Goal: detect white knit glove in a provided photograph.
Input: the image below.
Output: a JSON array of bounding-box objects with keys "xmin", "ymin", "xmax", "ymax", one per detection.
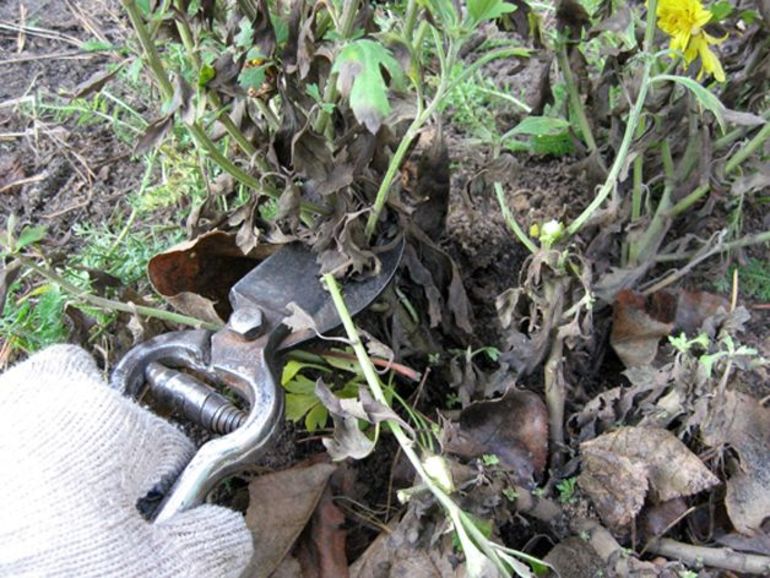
[{"xmin": 0, "ymin": 345, "xmax": 253, "ymax": 577}]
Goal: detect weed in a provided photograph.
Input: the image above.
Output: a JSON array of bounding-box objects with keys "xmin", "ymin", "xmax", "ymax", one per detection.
[
  {"xmin": 556, "ymin": 477, "xmax": 578, "ymax": 504},
  {"xmin": 714, "ymin": 258, "xmax": 770, "ymax": 301}
]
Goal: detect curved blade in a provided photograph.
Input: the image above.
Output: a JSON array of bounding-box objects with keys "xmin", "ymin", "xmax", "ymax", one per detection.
[{"xmin": 229, "ymin": 237, "xmax": 404, "ymax": 348}]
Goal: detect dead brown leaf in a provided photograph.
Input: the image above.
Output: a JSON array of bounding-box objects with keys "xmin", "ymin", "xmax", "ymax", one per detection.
[
  {"xmin": 579, "ymin": 427, "xmax": 719, "ymax": 530},
  {"xmin": 148, "ymin": 231, "xmax": 273, "ymax": 321},
  {"xmin": 296, "ymin": 486, "xmax": 348, "ymax": 578},
  {"xmin": 444, "ymin": 390, "xmax": 549, "ymax": 485},
  {"xmin": 245, "ymin": 462, "xmax": 337, "ymax": 578},
  {"xmin": 703, "ymin": 391, "xmax": 770, "ymax": 535},
  {"xmin": 611, "ymin": 289, "xmax": 673, "ymax": 368}
]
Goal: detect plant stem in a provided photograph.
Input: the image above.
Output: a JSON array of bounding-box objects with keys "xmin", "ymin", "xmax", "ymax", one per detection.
[
  {"xmin": 323, "ymin": 274, "xmax": 522, "ymax": 576},
  {"xmin": 494, "ymin": 182, "xmax": 537, "ymax": 253},
  {"xmin": 724, "ymin": 119, "xmax": 770, "ymax": 175},
  {"xmin": 556, "ymin": 44, "xmax": 598, "ymax": 154},
  {"xmin": 315, "ymin": 0, "xmax": 360, "ymax": 135},
  {"xmin": 122, "ymin": 0, "xmax": 326, "ymax": 216},
  {"xmin": 16, "ymin": 255, "xmax": 222, "ymax": 331},
  {"xmin": 567, "ymin": 0, "xmax": 658, "ymax": 237},
  {"xmin": 364, "ymin": 44, "xmax": 527, "ymax": 239}
]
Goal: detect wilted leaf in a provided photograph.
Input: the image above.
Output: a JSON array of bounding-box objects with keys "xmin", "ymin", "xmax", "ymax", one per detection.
[
  {"xmin": 611, "ymin": 289, "xmax": 674, "ymax": 368},
  {"xmin": 245, "ymin": 462, "xmax": 337, "ymax": 578},
  {"xmin": 703, "ymin": 391, "xmax": 770, "ymax": 534},
  {"xmin": 66, "ymin": 64, "xmax": 123, "ymax": 99},
  {"xmin": 544, "ymin": 537, "xmax": 605, "ymax": 578},
  {"xmin": 332, "ymin": 39, "xmax": 404, "ymax": 133},
  {"xmin": 652, "ymin": 74, "xmax": 727, "ymax": 132},
  {"xmin": 579, "ymin": 427, "xmax": 719, "ymax": 530},
  {"xmin": 148, "ymin": 231, "xmax": 269, "ymax": 320},
  {"xmin": 323, "ymin": 414, "xmax": 375, "ymax": 460},
  {"xmin": 444, "ymin": 390, "xmax": 549, "ymax": 485},
  {"xmin": 133, "ymin": 116, "xmax": 174, "ymax": 155},
  {"xmin": 578, "ymin": 447, "xmax": 649, "ymax": 530}
]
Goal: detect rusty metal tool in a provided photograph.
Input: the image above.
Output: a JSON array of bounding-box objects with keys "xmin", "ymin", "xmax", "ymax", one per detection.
[{"xmin": 111, "ymin": 238, "xmax": 403, "ymax": 522}]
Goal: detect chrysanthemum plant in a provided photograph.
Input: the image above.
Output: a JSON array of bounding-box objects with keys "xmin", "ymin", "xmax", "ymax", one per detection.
[{"xmin": 493, "ymin": 0, "xmax": 770, "ymax": 466}]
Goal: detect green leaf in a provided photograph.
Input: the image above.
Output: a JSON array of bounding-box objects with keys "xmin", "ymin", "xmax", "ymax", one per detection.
[
  {"xmin": 198, "ymin": 63, "xmax": 215, "ymax": 88},
  {"xmin": 239, "ymin": 66, "xmax": 266, "ymax": 90},
  {"xmin": 305, "ymin": 403, "xmax": 329, "ymax": 432},
  {"xmin": 467, "ymin": 0, "xmax": 517, "ymax": 24},
  {"xmin": 235, "ymin": 18, "xmax": 254, "ymax": 49},
  {"xmin": 710, "ymin": 1, "xmax": 733, "ymax": 21},
  {"xmin": 332, "ymin": 39, "xmax": 404, "ymax": 133},
  {"xmin": 283, "ymin": 374, "xmax": 317, "ymax": 395},
  {"xmin": 17, "ymin": 226, "xmax": 47, "ymax": 250},
  {"xmin": 424, "ymin": 0, "xmax": 460, "ymax": 29},
  {"xmin": 508, "ymin": 116, "xmax": 571, "ymax": 137},
  {"xmin": 285, "ymin": 393, "xmax": 320, "ymax": 422},
  {"xmin": 80, "ymin": 40, "xmax": 115, "ymax": 53},
  {"xmin": 651, "ymin": 74, "xmax": 726, "ymax": 131}
]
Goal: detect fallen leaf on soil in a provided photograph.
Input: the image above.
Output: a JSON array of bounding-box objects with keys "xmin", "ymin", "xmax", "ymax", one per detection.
[
  {"xmin": 295, "ymin": 486, "xmax": 348, "ymax": 578},
  {"xmin": 639, "ymin": 498, "xmax": 689, "ymax": 543},
  {"xmin": 611, "ymin": 290, "xmax": 674, "ymax": 368},
  {"xmin": 443, "ymin": 390, "xmax": 548, "ymax": 485},
  {"xmin": 544, "ymin": 536, "xmax": 605, "ymax": 578},
  {"xmin": 702, "ymin": 391, "xmax": 770, "ymax": 535},
  {"xmin": 245, "ymin": 462, "xmax": 337, "ymax": 578},
  {"xmin": 65, "ymin": 64, "xmax": 123, "ymax": 99},
  {"xmin": 579, "ymin": 427, "xmax": 719, "ymax": 531},
  {"xmin": 148, "ymin": 231, "xmax": 273, "ymax": 321}
]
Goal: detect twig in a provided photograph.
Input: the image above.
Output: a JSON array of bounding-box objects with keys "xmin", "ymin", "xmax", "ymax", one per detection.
[
  {"xmin": 14, "ymin": 255, "xmax": 222, "ymax": 331},
  {"xmin": 646, "ymin": 538, "xmax": 770, "ymax": 575}
]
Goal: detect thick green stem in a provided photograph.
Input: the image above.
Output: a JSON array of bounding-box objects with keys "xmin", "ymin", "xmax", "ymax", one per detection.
[
  {"xmin": 724, "ymin": 120, "xmax": 770, "ymax": 175},
  {"xmin": 17, "ymin": 255, "xmax": 222, "ymax": 331},
  {"xmin": 567, "ymin": 0, "xmax": 658, "ymax": 237}
]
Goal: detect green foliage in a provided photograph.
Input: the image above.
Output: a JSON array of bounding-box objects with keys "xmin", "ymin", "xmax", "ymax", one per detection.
[
  {"xmin": 556, "ymin": 477, "xmax": 578, "ymax": 504},
  {"xmin": 714, "ymin": 258, "xmax": 770, "ymax": 301},
  {"xmin": 467, "ymin": 0, "xmax": 516, "ymax": 25},
  {"xmin": 332, "ymin": 39, "xmax": 404, "ymax": 133},
  {"xmin": 0, "ymin": 283, "xmax": 69, "ymax": 353}
]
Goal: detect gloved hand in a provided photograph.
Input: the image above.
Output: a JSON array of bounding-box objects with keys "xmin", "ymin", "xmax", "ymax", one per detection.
[{"xmin": 0, "ymin": 345, "xmax": 253, "ymax": 577}]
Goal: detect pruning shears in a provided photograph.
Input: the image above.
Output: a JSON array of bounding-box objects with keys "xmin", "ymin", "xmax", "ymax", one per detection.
[{"xmin": 111, "ymin": 237, "xmax": 403, "ymax": 522}]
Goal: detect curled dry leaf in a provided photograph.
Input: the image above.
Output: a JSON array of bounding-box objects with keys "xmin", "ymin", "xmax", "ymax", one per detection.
[
  {"xmin": 315, "ymin": 380, "xmax": 414, "ymax": 461},
  {"xmin": 148, "ymin": 231, "xmax": 273, "ymax": 321},
  {"xmin": 245, "ymin": 462, "xmax": 337, "ymax": 578},
  {"xmin": 703, "ymin": 391, "xmax": 770, "ymax": 535},
  {"xmin": 579, "ymin": 427, "xmax": 719, "ymax": 531},
  {"xmin": 611, "ymin": 289, "xmax": 673, "ymax": 368},
  {"xmin": 443, "ymin": 390, "xmax": 548, "ymax": 485}
]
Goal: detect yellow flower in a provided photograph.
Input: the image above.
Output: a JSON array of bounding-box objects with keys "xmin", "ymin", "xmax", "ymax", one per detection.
[{"xmin": 655, "ymin": 0, "xmax": 726, "ymax": 82}]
